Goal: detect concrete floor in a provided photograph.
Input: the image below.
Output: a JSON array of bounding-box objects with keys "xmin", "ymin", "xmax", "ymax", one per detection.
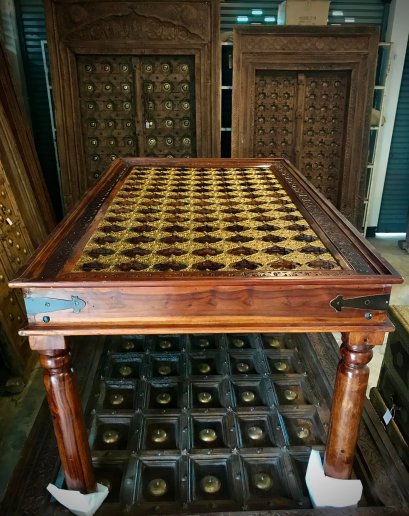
[
  {"xmin": 367, "ymin": 233, "xmax": 409, "ymax": 391},
  {"xmin": 0, "ymin": 234, "xmax": 407, "ymax": 501}
]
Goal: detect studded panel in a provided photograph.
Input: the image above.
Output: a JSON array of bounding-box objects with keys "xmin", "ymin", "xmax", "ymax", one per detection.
[
  {"xmin": 137, "ymin": 56, "xmax": 196, "ymax": 158},
  {"xmin": 77, "ymin": 55, "xmax": 198, "ymax": 188},
  {"xmin": 254, "ymin": 72, "xmax": 297, "ymax": 162},
  {"xmin": 0, "ymin": 164, "xmax": 34, "ymax": 374},
  {"xmin": 252, "ymin": 71, "xmax": 348, "ymax": 206},
  {"xmin": 301, "ymin": 72, "xmax": 349, "ymax": 206},
  {"xmin": 89, "ymin": 332, "xmax": 325, "ymax": 512},
  {"xmin": 77, "ymin": 56, "xmax": 137, "ymax": 188}
]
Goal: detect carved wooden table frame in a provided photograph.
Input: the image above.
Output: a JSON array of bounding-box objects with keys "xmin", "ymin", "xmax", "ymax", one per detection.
[{"xmin": 10, "ymin": 158, "xmax": 402, "ymax": 494}]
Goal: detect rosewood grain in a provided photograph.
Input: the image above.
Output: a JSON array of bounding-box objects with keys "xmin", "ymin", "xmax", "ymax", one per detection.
[
  {"xmin": 36, "ymin": 339, "xmax": 96, "ymax": 492},
  {"xmin": 324, "ymin": 332, "xmax": 383, "ymax": 478}
]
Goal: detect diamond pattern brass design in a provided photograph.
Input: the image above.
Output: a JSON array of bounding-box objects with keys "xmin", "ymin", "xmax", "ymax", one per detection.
[{"xmin": 75, "ymin": 166, "xmax": 340, "ymax": 273}]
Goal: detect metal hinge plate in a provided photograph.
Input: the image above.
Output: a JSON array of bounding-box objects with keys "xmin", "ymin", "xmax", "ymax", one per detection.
[
  {"xmin": 330, "ymin": 294, "xmax": 389, "ymax": 313},
  {"xmin": 25, "ymin": 296, "xmax": 86, "ymax": 315}
]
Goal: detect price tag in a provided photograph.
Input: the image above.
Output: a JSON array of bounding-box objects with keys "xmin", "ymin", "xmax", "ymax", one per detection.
[{"xmin": 6, "ymin": 217, "xmax": 13, "ymax": 226}]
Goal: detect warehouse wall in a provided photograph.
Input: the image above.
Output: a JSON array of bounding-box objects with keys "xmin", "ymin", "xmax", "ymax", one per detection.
[{"xmin": 378, "ymin": 40, "xmax": 409, "ymax": 232}]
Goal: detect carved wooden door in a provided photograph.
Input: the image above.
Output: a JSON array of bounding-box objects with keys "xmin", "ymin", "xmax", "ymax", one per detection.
[
  {"xmin": 0, "ymin": 40, "xmax": 55, "ymax": 379},
  {"xmin": 232, "ymin": 26, "xmax": 379, "ymax": 228},
  {"xmin": 45, "ymin": 0, "xmax": 220, "ymax": 212}
]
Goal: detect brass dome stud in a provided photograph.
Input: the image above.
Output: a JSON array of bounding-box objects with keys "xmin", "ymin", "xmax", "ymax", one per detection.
[
  {"xmin": 236, "ymin": 362, "xmax": 250, "ymax": 373},
  {"xmin": 147, "ymin": 478, "xmax": 168, "ymax": 497},
  {"xmin": 156, "ymin": 392, "xmax": 172, "ymax": 405},
  {"xmin": 247, "ymin": 426, "xmax": 264, "ymax": 441},
  {"xmin": 151, "ymin": 428, "xmax": 168, "ymax": 443},
  {"xmin": 200, "ymin": 475, "xmax": 221, "ymax": 494},
  {"xmin": 268, "ymin": 338, "xmax": 281, "ymax": 349},
  {"xmin": 158, "ymin": 364, "xmax": 172, "ymax": 376},
  {"xmin": 108, "ymin": 393, "xmax": 124, "ymax": 406},
  {"xmin": 118, "ymin": 365, "xmax": 133, "ymax": 377},
  {"xmin": 197, "ymin": 338, "xmax": 210, "ymax": 349},
  {"xmin": 296, "ymin": 426, "xmax": 310, "ymax": 439},
  {"xmin": 121, "ymin": 340, "xmax": 135, "ymax": 351},
  {"xmin": 102, "ymin": 429, "xmax": 120, "ymax": 444},
  {"xmin": 198, "ymin": 391, "xmax": 212, "ymax": 404},
  {"xmin": 199, "ymin": 428, "xmax": 217, "ymax": 443},
  {"xmin": 254, "ymin": 473, "xmax": 273, "ymax": 491},
  {"xmin": 232, "ymin": 338, "xmax": 245, "ymax": 349},
  {"xmin": 274, "ymin": 361, "xmax": 289, "ymax": 372},
  {"xmin": 198, "ymin": 363, "xmax": 211, "ymax": 374},
  {"xmin": 241, "ymin": 391, "xmax": 255, "ymax": 403},
  {"xmin": 284, "ymin": 389, "xmax": 298, "ymax": 401},
  {"xmin": 159, "ymin": 340, "xmax": 172, "ymax": 350}
]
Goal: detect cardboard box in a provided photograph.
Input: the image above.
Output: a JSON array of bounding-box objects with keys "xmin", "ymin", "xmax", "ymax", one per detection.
[{"xmin": 277, "ymin": 0, "xmax": 330, "ymax": 25}]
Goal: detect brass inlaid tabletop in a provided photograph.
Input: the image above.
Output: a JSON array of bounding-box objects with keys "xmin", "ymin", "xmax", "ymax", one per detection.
[
  {"xmin": 9, "ymin": 158, "xmax": 403, "ymax": 494},
  {"xmin": 75, "ymin": 165, "xmax": 340, "ymax": 273}
]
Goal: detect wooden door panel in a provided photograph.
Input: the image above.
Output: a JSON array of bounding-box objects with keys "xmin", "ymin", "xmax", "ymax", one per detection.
[
  {"xmin": 253, "ymin": 71, "xmax": 298, "ymax": 163},
  {"xmin": 301, "ymin": 70, "xmax": 350, "ymax": 206},
  {"xmin": 136, "ymin": 55, "xmax": 196, "ymax": 158},
  {"xmin": 77, "ymin": 56, "xmax": 137, "ymax": 188}
]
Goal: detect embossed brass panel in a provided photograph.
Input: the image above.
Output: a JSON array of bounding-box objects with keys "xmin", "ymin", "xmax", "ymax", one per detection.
[{"xmin": 74, "ymin": 165, "xmax": 340, "ymax": 274}]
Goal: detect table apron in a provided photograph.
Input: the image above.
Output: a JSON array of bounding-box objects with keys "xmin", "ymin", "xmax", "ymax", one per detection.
[{"xmin": 23, "ymin": 284, "xmax": 390, "ymax": 328}]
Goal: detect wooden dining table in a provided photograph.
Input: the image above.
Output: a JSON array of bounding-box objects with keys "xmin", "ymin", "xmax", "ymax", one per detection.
[{"xmin": 10, "ymin": 157, "xmax": 402, "ymax": 494}]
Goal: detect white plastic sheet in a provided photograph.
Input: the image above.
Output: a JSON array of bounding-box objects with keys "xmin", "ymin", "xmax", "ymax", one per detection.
[
  {"xmin": 305, "ymin": 449, "xmax": 363, "ymax": 508},
  {"xmin": 47, "ymin": 483, "xmax": 109, "ymax": 516}
]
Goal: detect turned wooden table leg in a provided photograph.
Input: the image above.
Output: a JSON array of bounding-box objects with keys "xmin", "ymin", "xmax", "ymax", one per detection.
[
  {"xmin": 324, "ymin": 332, "xmax": 384, "ymax": 479},
  {"xmin": 31, "ymin": 336, "xmax": 96, "ymax": 493}
]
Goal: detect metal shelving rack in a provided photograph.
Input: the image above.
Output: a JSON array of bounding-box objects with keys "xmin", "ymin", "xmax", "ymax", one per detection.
[{"xmin": 363, "ymin": 41, "xmax": 392, "ymax": 235}]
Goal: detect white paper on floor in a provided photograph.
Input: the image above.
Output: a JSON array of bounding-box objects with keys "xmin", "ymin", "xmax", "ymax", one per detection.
[
  {"xmin": 305, "ymin": 449, "xmax": 363, "ymax": 508},
  {"xmin": 47, "ymin": 483, "xmax": 109, "ymax": 516}
]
